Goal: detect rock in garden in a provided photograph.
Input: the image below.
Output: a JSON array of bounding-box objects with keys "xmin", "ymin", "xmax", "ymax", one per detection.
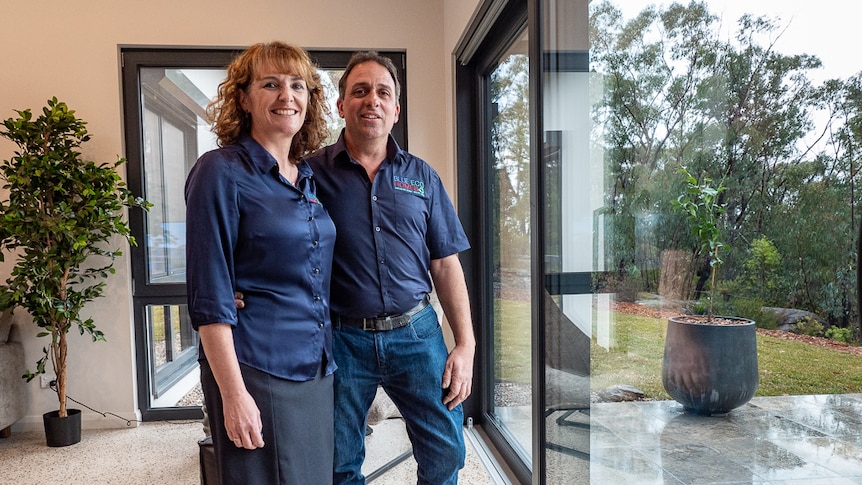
[
  {"xmin": 596, "ymin": 384, "xmax": 645, "ymax": 402},
  {"xmin": 762, "ymin": 307, "xmax": 825, "ymax": 332}
]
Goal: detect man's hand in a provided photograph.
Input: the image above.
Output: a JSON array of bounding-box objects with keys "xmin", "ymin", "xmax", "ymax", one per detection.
[
  {"xmin": 234, "ymin": 291, "xmax": 244, "ymax": 309},
  {"xmin": 442, "ymin": 344, "xmax": 474, "ymax": 410}
]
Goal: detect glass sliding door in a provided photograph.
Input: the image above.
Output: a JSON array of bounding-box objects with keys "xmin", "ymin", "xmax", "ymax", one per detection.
[
  {"xmin": 456, "ymin": 0, "xmax": 593, "ymax": 482},
  {"xmin": 455, "ymin": 0, "xmax": 535, "ymax": 482},
  {"xmin": 489, "ymin": 27, "xmax": 533, "ymax": 465},
  {"xmin": 538, "ymin": 0, "xmax": 594, "ymax": 482}
]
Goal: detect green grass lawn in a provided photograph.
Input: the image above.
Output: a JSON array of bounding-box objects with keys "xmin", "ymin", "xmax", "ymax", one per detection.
[
  {"xmin": 496, "ymin": 301, "xmax": 862, "ymax": 399},
  {"xmin": 590, "ymin": 313, "xmax": 668, "ymax": 398},
  {"xmin": 494, "ymin": 299, "xmax": 532, "ymax": 383},
  {"xmin": 591, "ymin": 312, "xmax": 862, "ymax": 399}
]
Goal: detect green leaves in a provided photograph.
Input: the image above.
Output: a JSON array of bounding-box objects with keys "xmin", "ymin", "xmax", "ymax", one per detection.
[
  {"xmin": 0, "ymin": 98, "xmax": 150, "ymax": 396},
  {"xmin": 671, "ymin": 167, "xmax": 727, "ymax": 318},
  {"xmin": 671, "ymin": 167, "xmax": 727, "ymax": 260}
]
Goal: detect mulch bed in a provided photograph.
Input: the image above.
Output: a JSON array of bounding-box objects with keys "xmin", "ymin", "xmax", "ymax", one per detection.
[
  {"xmin": 613, "ymin": 301, "xmax": 862, "ymax": 357},
  {"xmin": 755, "ymin": 328, "xmax": 862, "ymax": 356}
]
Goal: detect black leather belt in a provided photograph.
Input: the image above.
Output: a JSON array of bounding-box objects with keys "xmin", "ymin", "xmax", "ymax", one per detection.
[{"xmin": 335, "ymin": 296, "xmax": 430, "ymax": 331}]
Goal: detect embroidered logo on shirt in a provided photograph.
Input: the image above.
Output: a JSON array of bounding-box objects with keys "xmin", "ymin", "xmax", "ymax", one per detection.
[
  {"xmin": 393, "ymin": 175, "xmax": 425, "ymax": 197},
  {"xmin": 308, "ymin": 193, "xmax": 322, "ymax": 205}
]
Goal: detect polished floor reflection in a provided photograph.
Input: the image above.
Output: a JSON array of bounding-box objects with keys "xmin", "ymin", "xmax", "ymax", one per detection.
[{"xmin": 591, "ymin": 394, "xmax": 862, "ymax": 484}]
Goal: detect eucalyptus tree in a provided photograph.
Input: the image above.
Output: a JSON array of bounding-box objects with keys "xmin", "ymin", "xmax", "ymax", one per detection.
[
  {"xmin": 591, "ymin": 1, "xmax": 723, "ymax": 289},
  {"xmin": 767, "ymin": 73, "xmax": 862, "ymax": 330},
  {"xmin": 590, "ymin": 0, "xmax": 826, "ymax": 300}
]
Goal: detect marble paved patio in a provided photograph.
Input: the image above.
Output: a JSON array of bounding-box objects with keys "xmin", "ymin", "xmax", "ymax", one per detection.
[{"xmin": 589, "ymin": 394, "xmax": 862, "ymax": 484}]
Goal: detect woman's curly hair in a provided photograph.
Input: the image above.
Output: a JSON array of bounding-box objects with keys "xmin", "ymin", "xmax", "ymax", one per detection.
[{"xmin": 207, "ymin": 41, "xmax": 330, "ymax": 161}]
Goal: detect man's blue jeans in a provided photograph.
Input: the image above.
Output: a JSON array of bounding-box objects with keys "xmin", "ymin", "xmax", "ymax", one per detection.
[{"xmin": 333, "ymin": 304, "xmax": 466, "ymax": 484}]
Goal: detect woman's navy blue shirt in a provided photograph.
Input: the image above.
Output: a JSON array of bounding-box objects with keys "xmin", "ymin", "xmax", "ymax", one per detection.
[{"xmin": 185, "ymin": 135, "xmax": 337, "ymax": 381}]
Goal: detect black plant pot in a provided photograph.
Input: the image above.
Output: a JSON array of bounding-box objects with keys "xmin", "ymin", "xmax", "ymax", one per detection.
[
  {"xmin": 43, "ymin": 408, "xmax": 82, "ymax": 447},
  {"xmin": 661, "ymin": 316, "xmax": 758, "ymax": 415}
]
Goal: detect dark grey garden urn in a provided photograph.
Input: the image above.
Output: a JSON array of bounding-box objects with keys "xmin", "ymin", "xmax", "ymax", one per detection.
[{"xmin": 661, "ymin": 316, "xmax": 758, "ymax": 415}]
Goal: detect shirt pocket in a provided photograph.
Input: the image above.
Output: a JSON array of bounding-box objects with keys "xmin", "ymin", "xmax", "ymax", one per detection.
[{"xmin": 393, "ymin": 189, "xmax": 429, "ymax": 240}]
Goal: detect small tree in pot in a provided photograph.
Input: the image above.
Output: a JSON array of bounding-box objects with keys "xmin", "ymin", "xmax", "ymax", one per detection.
[
  {"xmin": 0, "ymin": 98, "xmax": 149, "ymax": 443},
  {"xmin": 662, "ymin": 167, "xmax": 758, "ymax": 415},
  {"xmin": 670, "ymin": 167, "xmax": 726, "ymax": 320}
]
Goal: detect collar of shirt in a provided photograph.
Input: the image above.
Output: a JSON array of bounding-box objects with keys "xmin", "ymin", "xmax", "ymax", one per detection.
[
  {"xmin": 331, "ymin": 130, "xmax": 402, "ymax": 168},
  {"xmin": 237, "ymin": 134, "xmax": 314, "ymax": 183}
]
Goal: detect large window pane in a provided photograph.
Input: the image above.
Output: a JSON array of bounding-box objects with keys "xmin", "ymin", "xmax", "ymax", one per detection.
[
  {"xmin": 141, "ymin": 68, "xmax": 220, "ymax": 284},
  {"xmin": 591, "ymin": 0, "xmax": 862, "ymax": 402},
  {"xmin": 590, "ymin": 1, "xmax": 862, "ymax": 480},
  {"xmin": 490, "ymin": 27, "xmax": 533, "ymax": 465},
  {"xmin": 540, "ymin": 0, "xmax": 593, "ymax": 481}
]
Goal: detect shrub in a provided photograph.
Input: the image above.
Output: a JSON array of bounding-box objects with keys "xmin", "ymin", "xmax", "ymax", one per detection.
[
  {"xmin": 741, "ymin": 237, "xmax": 782, "ymax": 302},
  {"xmin": 604, "ymin": 271, "xmax": 643, "ymax": 303},
  {"xmin": 794, "ymin": 316, "xmax": 824, "ymax": 337},
  {"xmin": 687, "ymin": 299, "xmax": 709, "ymax": 315},
  {"xmin": 825, "ymin": 326, "xmax": 854, "ymax": 344},
  {"xmin": 729, "ymin": 297, "xmax": 779, "ymax": 329}
]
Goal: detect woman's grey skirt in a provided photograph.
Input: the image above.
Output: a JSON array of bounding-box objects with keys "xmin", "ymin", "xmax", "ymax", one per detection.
[{"xmin": 201, "ymin": 359, "xmax": 334, "ymax": 485}]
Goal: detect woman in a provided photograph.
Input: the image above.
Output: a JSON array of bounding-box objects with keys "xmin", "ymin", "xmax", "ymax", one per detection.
[{"xmin": 185, "ymin": 42, "xmax": 336, "ymax": 484}]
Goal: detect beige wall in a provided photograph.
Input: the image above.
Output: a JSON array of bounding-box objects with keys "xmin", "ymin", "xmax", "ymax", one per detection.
[{"xmin": 1, "ymin": 0, "xmax": 481, "ymax": 431}]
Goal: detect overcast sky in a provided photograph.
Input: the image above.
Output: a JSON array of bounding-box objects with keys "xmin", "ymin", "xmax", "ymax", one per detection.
[{"xmin": 610, "ymin": 0, "xmax": 861, "ymax": 83}]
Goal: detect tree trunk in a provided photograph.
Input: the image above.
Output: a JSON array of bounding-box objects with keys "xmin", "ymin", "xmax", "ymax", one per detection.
[
  {"xmin": 659, "ymin": 249, "xmax": 694, "ymax": 311},
  {"xmin": 56, "ymin": 330, "xmax": 68, "ymax": 418}
]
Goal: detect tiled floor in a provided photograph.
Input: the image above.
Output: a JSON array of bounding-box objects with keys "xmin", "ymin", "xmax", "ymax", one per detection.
[{"xmin": 591, "ymin": 394, "xmax": 862, "ymax": 484}]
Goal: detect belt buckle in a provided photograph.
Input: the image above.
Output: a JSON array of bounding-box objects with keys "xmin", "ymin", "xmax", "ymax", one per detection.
[
  {"xmin": 374, "ymin": 315, "xmax": 398, "ymax": 331},
  {"xmin": 362, "ymin": 316, "xmax": 390, "ymax": 331}
]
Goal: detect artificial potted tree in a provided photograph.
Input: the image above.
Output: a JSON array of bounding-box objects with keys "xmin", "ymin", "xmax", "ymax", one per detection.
[
  {"xmin": 661, "ymin": 168, "xmax": 758, "ymax": 415},
  {"xmin": 0, "ymin": 98, "xmax": 149, "ymax": 446}
]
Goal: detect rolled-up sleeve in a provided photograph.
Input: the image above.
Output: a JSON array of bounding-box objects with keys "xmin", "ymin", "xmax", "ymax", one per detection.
[{"xmin": 185, "ymin": 149, "xmax": 241, "ymax": 329}]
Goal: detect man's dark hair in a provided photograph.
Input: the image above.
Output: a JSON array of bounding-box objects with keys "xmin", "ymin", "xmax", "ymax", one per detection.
[{"xmin": 338, "ymin": 51, "xmax": 401, "ymax": 103}]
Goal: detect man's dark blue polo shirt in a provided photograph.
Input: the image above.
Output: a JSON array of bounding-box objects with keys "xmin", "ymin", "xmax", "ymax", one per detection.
[
  {"xmin": 185, "ymin": 135, "xmax": 337, "ymax": 381},
  {"xmin": 306, "ymin": 133, "xmax": 470, "ymax": 318}
]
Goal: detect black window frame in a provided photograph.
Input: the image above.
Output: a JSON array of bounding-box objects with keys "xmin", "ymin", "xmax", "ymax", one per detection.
[
  {"xmin": 121, "ymin": 46, "xmax": 408, "ymax": 421},
  {"xmin": 454, "ymin": 0, "xmax": 532, "ymax": 481}
]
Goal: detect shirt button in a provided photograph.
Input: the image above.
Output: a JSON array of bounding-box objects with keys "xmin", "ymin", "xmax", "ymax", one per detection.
[
  {"xmin": 308, "ymin": 216, "xmax": 314, "ymax": 221},
  {"xmin": 375, "ymin": 226, "xmax": 381, "ymax": 232},
  {"xmin": 372, "ymin": 195, "xmax": 378, "ymax": 201},
  {"xmin": 313, "ymin": 240, "xmax": 319, "ymax": 246},
  {"xmin": 318, "ymin": 322, "xmax": 324, "ymax": 328},
  {"xmin": 313, "ymin": 268, "xmax": 320, "ymax": 274},
  {"xmin": 314, "ymin": 295, "xmax": 321, "ymax": 301}
]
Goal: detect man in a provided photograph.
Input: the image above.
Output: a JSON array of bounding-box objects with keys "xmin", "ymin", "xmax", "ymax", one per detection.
[{"xmin": 307, "ymin": 51, "xmax": 475, "ymax": 485}]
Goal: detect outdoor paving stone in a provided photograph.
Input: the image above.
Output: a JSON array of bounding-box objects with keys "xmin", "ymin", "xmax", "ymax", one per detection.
[
  {"xmin": 589, "ymin": 394, "xmax": 862, "ymax": 484},
  {"xmin": 658, "ymin": 442, "xmax": 761, "ymax": 484},
  {"xmin": 590, "ymin": 446, "xmax": 677, "ymax": 484}
]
